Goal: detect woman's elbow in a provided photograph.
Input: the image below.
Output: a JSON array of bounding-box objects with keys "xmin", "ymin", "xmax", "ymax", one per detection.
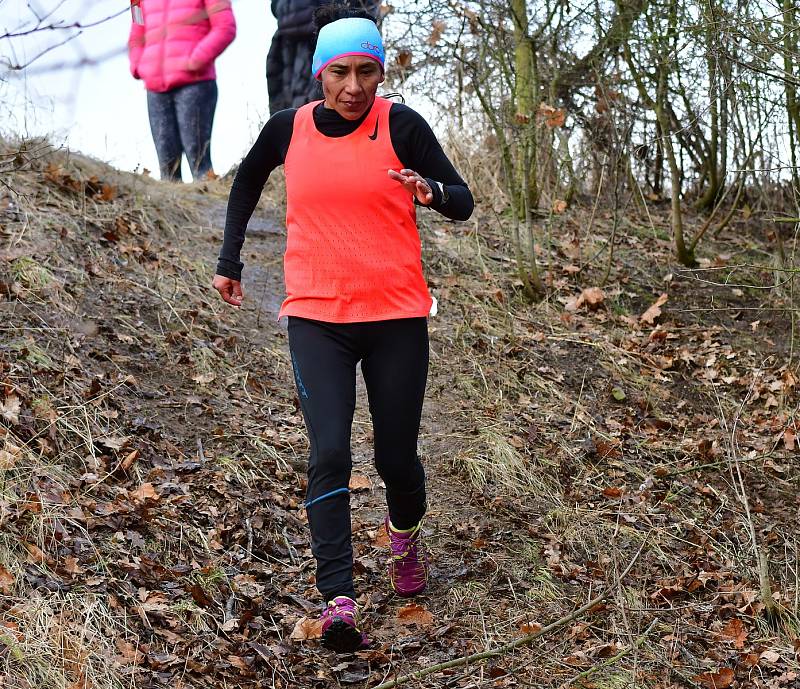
[
  {"xmin": 456, "ymin": 190, "xmax": 475, "ymax": 221},
  {"xmin": 220, "ymin": 13, "xmax": 237, "ymax": 43}
]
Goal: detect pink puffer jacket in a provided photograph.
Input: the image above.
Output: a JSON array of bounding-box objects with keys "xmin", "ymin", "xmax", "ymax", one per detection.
[{"xmin": 128, "ymin": 0, "xmax": 236, "ymax": 93}]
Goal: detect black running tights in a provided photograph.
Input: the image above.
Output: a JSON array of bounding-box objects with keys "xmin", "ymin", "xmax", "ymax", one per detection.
[{"xmin": 287, "ymin": 316, "xmax": 428, "ymax": 602}]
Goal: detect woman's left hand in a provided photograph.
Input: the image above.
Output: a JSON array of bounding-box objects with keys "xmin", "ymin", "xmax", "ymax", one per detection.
[{"xmin": 388, "ymin": 168, "xmax": 433, "ymax": 206}]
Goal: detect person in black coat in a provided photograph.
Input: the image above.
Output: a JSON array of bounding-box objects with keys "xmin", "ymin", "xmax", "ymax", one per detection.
[{"xmin": 266, "ymin": 0, "xmax": 379, "ymax": 114}]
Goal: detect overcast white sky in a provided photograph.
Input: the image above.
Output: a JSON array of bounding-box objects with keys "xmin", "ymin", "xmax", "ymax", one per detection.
[{"xmin": 1, "ymin": 0, "xmax": 276, "ymax": 179}]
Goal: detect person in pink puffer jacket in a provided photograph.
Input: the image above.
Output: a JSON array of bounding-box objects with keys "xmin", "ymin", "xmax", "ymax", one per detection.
[{"xmin": 128, "ymin": 0, "xmax": 236, "ymax": 181}]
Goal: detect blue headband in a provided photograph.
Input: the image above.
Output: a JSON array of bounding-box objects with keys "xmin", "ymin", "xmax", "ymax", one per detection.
[{"xmin": 311, "ymin": 18, "xmax": 385, "ymax": 79}]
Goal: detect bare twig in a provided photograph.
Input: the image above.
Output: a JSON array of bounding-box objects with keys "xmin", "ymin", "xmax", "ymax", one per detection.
[{"xmin": 557, "ymin": 618, "xmax": 659, "ymax": 689}]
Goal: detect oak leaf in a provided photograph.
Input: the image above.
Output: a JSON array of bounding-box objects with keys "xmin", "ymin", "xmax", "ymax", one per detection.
[
  {"xmin": 427, "ymin": 20, "xmax": 446, "ymax": 45},
  {"xmin": 396, "ymin": 603, "xmax": 434, "ymax": 627},
  {"xmin": 537, "ymin": 103, "xmax": 566, "ymax": 128},
  {"xmin": 721, "ymin": 618, "xmax": 747, "ymax": 649},
  {"xmin": 290, "ymin": 616, "xmax": 323, "ymax": 641},
  {"xmin": 694, "ymin": 668, "xmax": 734, "ymax": 689},
  {"xmin": 130, "ymin": 482, "xmax": 159, "ymax": 501},
  {"xmin": 349, "ymin": 473, "xmax": 373, "ymax": 491},
  {"xmin": 640, "ymin": 293, "xmax": 668, "ymax": 325}
]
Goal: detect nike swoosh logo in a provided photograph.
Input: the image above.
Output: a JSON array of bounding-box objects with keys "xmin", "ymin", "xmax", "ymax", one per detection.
[{"xmin": 368, "ymin": 117, "xmax": 379, "ymax": 140}]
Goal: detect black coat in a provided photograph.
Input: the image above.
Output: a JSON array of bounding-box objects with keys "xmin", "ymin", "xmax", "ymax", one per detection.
[{"xmin": 266, "ymin": 0, "xmax": 380, "ymax": 114}]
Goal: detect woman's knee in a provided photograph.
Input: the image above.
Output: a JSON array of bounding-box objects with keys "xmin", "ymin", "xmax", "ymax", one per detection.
[
  {"xmin": 375, "ymin": 449, "xmax": 424, "ymax": 489},
  {"xmin": 312, "ymin": 442, "xmax": 352, "ymax": 478}
]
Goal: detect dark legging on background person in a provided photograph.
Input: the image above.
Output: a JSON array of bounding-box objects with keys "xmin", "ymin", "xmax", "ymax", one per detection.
[
  {"xmin": 128, "ymin": 0, "xmax": 235, "ymax": 181},
  {"xmin": 146, "ymin": 80, "xmax": 218, "ymax": 181},
  {"xmin": 266, "ymin": 0, "xmax": 379, "ymax": 114}
]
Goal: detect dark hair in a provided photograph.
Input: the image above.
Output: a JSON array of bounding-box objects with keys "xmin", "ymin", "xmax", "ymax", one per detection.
[{"xmin": 313, "ymin": 2, "xmax": 379, "ymax": 33}]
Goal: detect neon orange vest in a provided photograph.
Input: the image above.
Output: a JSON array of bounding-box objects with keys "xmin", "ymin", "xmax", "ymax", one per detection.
[{"xmin": 279, "ymin": 97, "xmax": 433, "ymax": 322}]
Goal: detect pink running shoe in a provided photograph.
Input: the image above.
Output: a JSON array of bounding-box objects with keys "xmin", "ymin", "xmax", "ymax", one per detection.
[
  {"xmin": 386, "ymin": 518, "xmax": 429, "ymax": 597},
  {"xmin": 320, "ymin": 596, "xmax": 369, "ymax": 652}
]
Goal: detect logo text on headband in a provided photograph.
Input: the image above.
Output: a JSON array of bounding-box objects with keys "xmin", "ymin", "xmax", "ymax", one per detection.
[{"xmin": 361, "ymin": 41, "xmax": 380, "ymax": 52}]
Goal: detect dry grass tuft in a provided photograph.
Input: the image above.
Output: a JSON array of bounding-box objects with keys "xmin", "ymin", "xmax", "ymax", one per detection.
[
  {"xmin": 1, "ymin": 593, "xmax": 138, "ymax": 689},
  {"xmin": 457, "ymin": 426, "xmax": 558, "ymax": 498}
]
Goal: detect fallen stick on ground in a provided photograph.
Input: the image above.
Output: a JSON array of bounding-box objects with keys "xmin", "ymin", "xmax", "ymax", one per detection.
[
  {"xmin": 371, "ymin": 539, "xmax": 648, "ymax": 689},
  {"xmin": 556, "ymin": 618, "xmax": 658, "ymax": 689}
]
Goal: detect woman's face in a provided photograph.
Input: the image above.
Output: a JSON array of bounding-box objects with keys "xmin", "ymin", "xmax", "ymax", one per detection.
[{"xmin": 320, "ymin": 56, "xmax": 384, "ymax": 120}]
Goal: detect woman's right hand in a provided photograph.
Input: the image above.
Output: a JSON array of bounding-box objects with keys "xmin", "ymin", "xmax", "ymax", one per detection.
[{"xmin": 212, "ymin": 274, "xmax": 244, "ymax": 307}]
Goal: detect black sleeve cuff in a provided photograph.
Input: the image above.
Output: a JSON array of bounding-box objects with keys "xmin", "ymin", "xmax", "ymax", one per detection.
[
  {"xmin": 414, "ymin": 177, "xmax": 444, "ymax": 208},
  {"xmin": 425, "ymin": 177, "xmax": 445, "ymax": 208},
  {"xmin": 215, "ymin": 258, "xmax": 243, "ymax": 281}
]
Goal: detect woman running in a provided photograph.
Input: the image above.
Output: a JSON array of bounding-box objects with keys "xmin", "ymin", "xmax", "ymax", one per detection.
[
  {"xmin": 128, "ymin": 0, "xmax": 236, "ymax": 181},
  {"xmin": 213, "ymin": 3, "xmax": 473, "ymax": 652}
]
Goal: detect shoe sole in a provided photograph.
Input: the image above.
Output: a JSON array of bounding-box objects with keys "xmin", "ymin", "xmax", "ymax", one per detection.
[{"xmin": 321, "ymin": 619, "xmax": 364, "ymax": 653}]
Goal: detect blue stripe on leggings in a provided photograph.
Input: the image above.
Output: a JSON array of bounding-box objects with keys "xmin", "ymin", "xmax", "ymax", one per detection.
[{"xmin": 304, "ymin": 487, "xmax": 350, "ymax": 508}]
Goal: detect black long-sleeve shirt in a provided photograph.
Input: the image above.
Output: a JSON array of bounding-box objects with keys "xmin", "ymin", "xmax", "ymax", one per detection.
[{"xmin": 216, "ymin": 100, "xmax": 474, "ymax": 281}]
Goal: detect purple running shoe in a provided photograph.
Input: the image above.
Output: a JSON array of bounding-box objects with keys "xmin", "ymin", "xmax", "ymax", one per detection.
[
  {"xmin": 320, "ymin": 596, "xmax": 369, "ymax": 652},
  {"xmin": 386, "ymin": 518, "xmax": 429, "ymax": 597}
]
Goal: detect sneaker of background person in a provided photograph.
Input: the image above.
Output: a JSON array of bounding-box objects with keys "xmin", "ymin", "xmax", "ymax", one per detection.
[
  {"xmin": 386, "ymin": 517, "xmax": 429, "ymax": 597},
  {"xmin": 320, "ymin": 595, "xmax": 369, "ymax": 652}
]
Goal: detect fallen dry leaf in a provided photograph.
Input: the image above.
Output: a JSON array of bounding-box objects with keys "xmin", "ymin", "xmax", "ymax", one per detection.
[
  {"xmin": 640, "ymin": 293, "xmax": 669, "ymax": 325},
  {"xmin": 783, "ymin": 429, "xmax": 796, "ymax": 451},
  {"xmin": 349, "ymin": 473, "xmax": 373, "ymax": 492},
  {"xmin": 0, "ymin": 565, "xmax": 14, "ymax": 594},
  {"xmin": 121, "ymin": 449, "xmax": 140, "ymax": 471},
  {"xmin": 130, "ymin": 482, "xmax": 159, "ymax": 501},
  {"xmin": 694, "ymin": 667, "xmax": 734, "ymax": 689},
  {"xmin": 581, "ymin": 287, "xmax": 605, "ymax": 309},
  {"xmin": 760, "ymin": 649, "xmax": 780, "ymax": 663},
  {"xmin": 0, "ymin": 442, "xmax": 21, "ymax": 470},
  {"xmin": 22, "ymin": 541, "xmax": 50, "ymax": 564},
  {"xmin": 372, "ymin": 523, "xmax": 390, "ymax": 547},
  {"xmin": 115, "ymin": 638, "xmax": 144, "ymax": 665},
  {"xmin": 518, "ymin": 621, "xmax": 542, "ymax": 635},
  {"xmin": 290, "ymin": 616, "xmax": 324, "ymax": 641},
  {"xmin": 565, "ymin": 287, "xmax": 605, "ymax": 312},
  {"xmin": 64, "ymin": 556, "xmax": 85, "ymax": 576},
  {"xmin": 0, "ymin": 395, "xmax": 21, "ymax": 425},
  {"xmin": 228, "ymin": 655, "xmax": 251, "ymax": 671},
  {"xmin": 721, "ymin": 618, "xmax": 747, "ymax": 649},
  {"xmin": 97, "ymin": 435, "xmax": 130, "ymax": 451},
  {"xmin": 396, "ymin": 603, "xmax": 434, "ymax": 627}
]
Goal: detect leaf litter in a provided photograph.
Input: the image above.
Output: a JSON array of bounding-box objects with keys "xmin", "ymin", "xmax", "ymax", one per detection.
[{"xmin": 0, "ymin": 140, "xmax": 798, "ymax": 689}]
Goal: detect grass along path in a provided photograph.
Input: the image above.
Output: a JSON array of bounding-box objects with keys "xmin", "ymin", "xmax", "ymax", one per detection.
[{"xmin": 1, "ymin": 143, "xmax": 799, "ymax": 688}]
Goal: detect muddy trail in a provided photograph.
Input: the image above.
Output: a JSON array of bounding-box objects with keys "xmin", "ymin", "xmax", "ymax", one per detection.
[
  {"xmin": 3, "ymin": 148, "xmax": 800, "ymax": 689},
  {"xmin": 2, "ymin": 158, "xmax": 540, "ymax": 689}
]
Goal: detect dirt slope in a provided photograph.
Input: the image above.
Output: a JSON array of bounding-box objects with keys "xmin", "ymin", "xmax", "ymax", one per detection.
[{"xmin": 2, "ymin": 143, "xmax": 799, "ymax": 689}]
